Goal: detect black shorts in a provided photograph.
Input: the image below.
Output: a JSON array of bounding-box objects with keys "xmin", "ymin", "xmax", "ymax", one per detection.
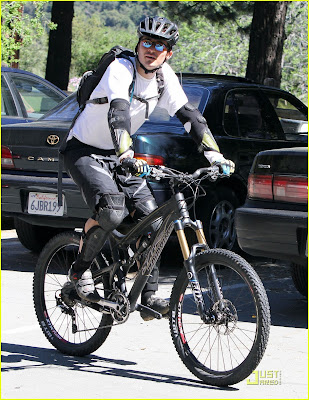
[{"xmin": 63, "ymin": 138, "xmax": 155, "ymax": 213}]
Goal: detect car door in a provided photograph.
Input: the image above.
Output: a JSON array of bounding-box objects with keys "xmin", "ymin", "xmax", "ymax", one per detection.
[
  {"xmin": 8, "ymin": 72, "xmax": 66, "ymax": 121},
  {"xmin": 218, "ymin": 88, "xmax": 290, "ymax": 181},
  {"xmin": 1, "ymin": 74, "xmax": 28, "ymax": 124},
  {"xmin": 262, "ymin": 89, "xmax": 308, "ymax": 144}
]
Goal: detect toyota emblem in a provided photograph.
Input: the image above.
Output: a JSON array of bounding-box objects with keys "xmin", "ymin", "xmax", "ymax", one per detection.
[{"xmin": 46, "ymin": 135, "xmax": 60, "ymax": 145}]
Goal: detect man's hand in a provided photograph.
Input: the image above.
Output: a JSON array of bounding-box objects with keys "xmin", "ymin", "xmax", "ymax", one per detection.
[
  {"xmin": 121, "ymin": 157, "xmax": 151, "ymax": 178},
  {"xmin": 204, "ymin": 151, "xmax": 235, "ymax": 176}
]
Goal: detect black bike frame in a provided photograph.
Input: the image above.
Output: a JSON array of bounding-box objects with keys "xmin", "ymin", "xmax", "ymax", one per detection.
[{"xmin": 104, "ymin": 188, "xmax": 214, "ymax": 314}]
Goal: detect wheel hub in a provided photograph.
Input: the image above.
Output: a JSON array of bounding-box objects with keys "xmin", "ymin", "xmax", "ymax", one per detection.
[{"xmin": 212, "ymin": 299, "xmax": 238, "ymax": 334}]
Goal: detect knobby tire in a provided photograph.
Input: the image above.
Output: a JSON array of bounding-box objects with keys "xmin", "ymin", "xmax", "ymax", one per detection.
[
  {"xmin": 33, "ymin": 231, "xmax": 113, "ymax": 356},
  {"xmin": 169, "ymin": 248, "xmax": 270, "ymax": 386}
]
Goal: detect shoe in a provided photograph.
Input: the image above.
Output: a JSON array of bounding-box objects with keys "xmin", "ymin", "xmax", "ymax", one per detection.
[
  {"xmin": 68, "ymin": 266, "xmax": 101, "ymax": 303},
  {"xmin": 140, "ymin": 295, "xmax": 169, "ymax": 321}
]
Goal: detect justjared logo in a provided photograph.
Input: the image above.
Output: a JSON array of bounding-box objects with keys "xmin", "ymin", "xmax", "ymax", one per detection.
[{"xmin": 247, "ymin": 370, "xmax": 282, "ymax": 385}]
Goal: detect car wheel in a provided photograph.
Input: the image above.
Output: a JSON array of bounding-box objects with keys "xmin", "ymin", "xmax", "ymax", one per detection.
[
  {"xmin": 14, "ymin": 218, "xmax": 63, "ymax": 253},
  {"xmin": 290, "ymin": 263, "xmax": 308, "ymax": 297},
  {"xmin": 200, "ymin": 187, "xmax": 240, "ymax": 251}
]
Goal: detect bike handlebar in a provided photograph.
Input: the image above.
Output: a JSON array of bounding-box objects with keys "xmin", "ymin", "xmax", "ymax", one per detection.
[{"xmin": 149, "ymin": 165, "xmax": 222, "ymax": 183}]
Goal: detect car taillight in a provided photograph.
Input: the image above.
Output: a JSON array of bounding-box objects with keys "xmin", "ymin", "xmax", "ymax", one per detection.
[
  {"xmin": 248, "ymin": 174, "xmax": 273, "ymax": 200},
  {"xmin": 248, "ymin": 173, "xmax": 308, "ymax": 204},
  {"xmin": 1, "ymin": 145, "xmax": 18, "ymax": 169},
  {"xmin": 273, "ymin": 175, "xmax": 308, "ymax": 203},
  {"xmin": 134, "ymin": 153, "xmax": 165, "ymax": 165}
]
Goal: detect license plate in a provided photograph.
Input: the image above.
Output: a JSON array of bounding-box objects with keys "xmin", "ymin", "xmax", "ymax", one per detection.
[{"xmin": 28, "ymin": 192, "xmax": 64, "ymax": 216}]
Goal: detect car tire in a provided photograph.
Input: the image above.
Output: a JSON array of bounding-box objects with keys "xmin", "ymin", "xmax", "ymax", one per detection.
[
  {"xmin": 14, "ymin": 218, "xmax": 63, "ymax": 253},
  {"xmin": 197, "ymin": 186, "xmax": 240, "ymax": 251},
  {"xmin": 290, "ymin": 262, "xmax": 308, "ymax": 297}
]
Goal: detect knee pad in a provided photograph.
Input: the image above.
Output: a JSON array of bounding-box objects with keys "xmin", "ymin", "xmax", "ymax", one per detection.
[
  {"xmin": 95, "ymin": 193, "xmax": 126, "ymax": 231},
  {"xmin": 78, "ymin": 225, "xmax": 109, "ymax": 266}
]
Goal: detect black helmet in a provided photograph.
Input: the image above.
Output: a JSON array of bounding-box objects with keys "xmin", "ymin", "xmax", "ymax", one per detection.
[{"xmin": 137, "ymin": 16, "xmax": 179, "ymax": 48}]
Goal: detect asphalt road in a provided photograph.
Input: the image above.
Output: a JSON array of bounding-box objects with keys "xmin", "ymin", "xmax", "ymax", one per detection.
[{"xmin": 1, "ymin": 228, "xmax": 308, "ymax": 399}]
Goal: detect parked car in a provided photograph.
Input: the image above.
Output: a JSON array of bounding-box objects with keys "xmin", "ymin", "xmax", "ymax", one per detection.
[
  {"xmin": 1, "ymin": 66, "xmax": 67, "ymax": 125},
  {"xmin": 1, "ymin": 74, "xmax": 308, "ymax": 252},
  {"xmin": 235, "ymin": 147, "xmax": 308, "ymax": 296}
]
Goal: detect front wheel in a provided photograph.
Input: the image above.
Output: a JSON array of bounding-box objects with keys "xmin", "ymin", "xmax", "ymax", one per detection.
[
  {"xmin": 169, "ymin": 249, "xmax": 270, "ymax": 386},
  {"xmin": 33, "ymin": 231, "xmax": 113, "ymax": 356}
]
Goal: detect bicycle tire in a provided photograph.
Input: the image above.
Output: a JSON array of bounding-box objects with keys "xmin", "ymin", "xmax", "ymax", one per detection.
[
  {"xmin": 33, "ymin": 231, "xmax": 113, "ymax": 356},
  {"xmin": 169, "ymin": 249, "xmax": 270, "ymax": 386}
]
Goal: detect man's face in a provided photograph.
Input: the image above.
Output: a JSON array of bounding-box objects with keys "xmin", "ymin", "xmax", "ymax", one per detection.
[{"xmin": 137, "ymin": 36, "xmax": 172, "ymax": 71}]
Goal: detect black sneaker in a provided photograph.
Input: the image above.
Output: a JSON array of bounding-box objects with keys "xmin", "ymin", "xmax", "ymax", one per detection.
[
  {"xmin": 140, "ymin": 295, "xmax": 169, "ymax": 321},
  {"xmin": 68, "ymin": 267, "xmax": 101, "ymax": 303}
]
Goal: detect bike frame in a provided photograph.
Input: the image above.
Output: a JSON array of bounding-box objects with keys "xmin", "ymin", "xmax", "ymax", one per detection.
[{"xmin": 93, "ymin": 183, "xmax": 223, "ymax": 320}]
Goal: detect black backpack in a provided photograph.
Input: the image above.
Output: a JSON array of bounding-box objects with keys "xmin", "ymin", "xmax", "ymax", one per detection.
[
  {"xmin": 77, "ymin": 46, "xmax": 135, "ymax": 109},
  {"xmin": 77, "ymin": 45, "xmax": 164, "ymax": 111}
]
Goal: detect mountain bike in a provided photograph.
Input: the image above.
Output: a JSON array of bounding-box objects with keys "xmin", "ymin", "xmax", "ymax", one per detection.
[{"xmin": 33, "ymin": 165, "xmax": 270, "ymax": 387}]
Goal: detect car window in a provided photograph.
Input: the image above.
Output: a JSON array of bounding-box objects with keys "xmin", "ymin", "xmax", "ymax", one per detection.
[
  {"xmin": 42, "ymin": 85, "xmax": 207, "ymax": 125},
  {"xmin": 10, "ymin": 74, "xmax": 65, "ymax": 119},
  {"xmin": 1, "ymin": 76, "xmax": 17, "ymax": 117},
  {"xmin": 223, "ymin": 90, "xmax": 279, "ymax": 139},
  {"xmin": 265, "ymin": 93, "xmax": 308, "ymax": 139},
  {"xmin": 148, "ymin": 86, "xmax": 206, "ymax": 124},
  {"xmin": 41, "ymin": 93, "xmax": 79, "ymax": 121}
]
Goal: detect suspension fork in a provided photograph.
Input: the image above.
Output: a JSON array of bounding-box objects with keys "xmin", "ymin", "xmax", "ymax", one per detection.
[{"xmin": 174, "ymin": 193, "xmax": 223, "ymax": 320}]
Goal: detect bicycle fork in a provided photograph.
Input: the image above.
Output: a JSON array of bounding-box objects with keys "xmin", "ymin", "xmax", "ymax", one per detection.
[{"xmin": 174, "ymin": 193, "xmax": 223, "ymax": 322}]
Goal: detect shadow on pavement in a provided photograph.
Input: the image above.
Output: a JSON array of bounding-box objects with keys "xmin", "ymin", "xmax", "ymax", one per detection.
[{"xmin": 1, "ymin": 342, "xmax": 237, "ymax": 392}]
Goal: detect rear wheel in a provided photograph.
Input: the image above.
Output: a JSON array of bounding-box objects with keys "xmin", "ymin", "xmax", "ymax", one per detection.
[
  {"xmin": 169, "ymin": 249, "xmax": 270, "ymax": 386},
  {"xmin": 33, "ymin": 231, "xmax": 113, "ymax": 356},
  {"xmin": 290, "ymin": 262, "xmax": 308, "ymax": 297}
]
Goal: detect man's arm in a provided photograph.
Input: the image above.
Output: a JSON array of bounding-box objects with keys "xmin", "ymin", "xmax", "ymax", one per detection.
[
  {"xmin": 108, "ymin": 98, "xmax": 134, "ymax": 161},
  {"xmin": 176, "ymin": 102, "xmax": 219, "ymax": 153},
  {"xmin": 176, "ymin": 102, "xmax": 235, "ymax": 175}
]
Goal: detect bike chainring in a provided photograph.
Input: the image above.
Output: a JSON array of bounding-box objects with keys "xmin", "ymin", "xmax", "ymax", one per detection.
[{"xmin": 108, "ymin": 290, "xmax": 130, "ymax": 323}]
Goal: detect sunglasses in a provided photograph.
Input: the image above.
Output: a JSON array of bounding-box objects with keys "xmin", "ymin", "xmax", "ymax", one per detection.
[{"xmin": 141, "ymin": 39, "xmax": 168, "ymax": 52}]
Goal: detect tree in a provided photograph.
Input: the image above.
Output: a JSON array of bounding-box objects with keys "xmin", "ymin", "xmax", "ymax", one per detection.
[
  {"xmin": 45, "ymin": 1, "xmax": 74, "ymax": 90},
  {"xmin": 246, "ymin": 1, "xmax": 289, "ymax": 87},
  {"xmin": 156, "ymin": 1, "xmax": 290, "ymax": 87},
  {"xmin": 1, "ymin": 1, "xmax": 56, "ymax": 67}
]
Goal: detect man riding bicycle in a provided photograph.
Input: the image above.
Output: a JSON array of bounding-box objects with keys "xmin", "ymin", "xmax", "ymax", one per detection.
[{"xmin": 63, "ymin": 16, "xmax": 235, "ymax": 320}]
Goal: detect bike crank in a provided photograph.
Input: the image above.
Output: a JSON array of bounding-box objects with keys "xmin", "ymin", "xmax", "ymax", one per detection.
[{"xmin": 57, "ymin": 286, "xmax": 130, "ymax": 333}]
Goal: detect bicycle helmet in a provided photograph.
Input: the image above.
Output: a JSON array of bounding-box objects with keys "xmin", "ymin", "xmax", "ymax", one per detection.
[{"xmin": 137, "ymin": 16, "xmax": 179, "ymax": 48}]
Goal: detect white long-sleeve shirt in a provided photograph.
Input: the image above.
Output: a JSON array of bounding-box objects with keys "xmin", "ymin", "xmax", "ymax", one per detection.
[{"xmin": 67, "ymin": 57, "xmax": 188, "ymax": 150}]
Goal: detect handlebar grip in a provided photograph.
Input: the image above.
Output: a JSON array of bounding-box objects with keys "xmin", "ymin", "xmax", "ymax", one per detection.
[{"xmin": 121, "ymin": 158, "xmax": 137, "ymax": 173}]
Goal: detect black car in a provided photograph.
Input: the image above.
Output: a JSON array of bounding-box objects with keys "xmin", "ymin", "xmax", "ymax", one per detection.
[
  {"xmin": 235, "ymin": 147, "xmax": 308, "ymax": 296},
  {"xmin": 1, "ymin": 74, "xmax": 308, "ymax": 252}
]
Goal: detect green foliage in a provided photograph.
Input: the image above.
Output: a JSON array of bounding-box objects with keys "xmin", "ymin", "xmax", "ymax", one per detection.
[
  {"xmin": 70, "ymin": 12, "xmax": 137, "ymax": 77},
  {"xmin": 9, "ymin": 1, "xmax": 307, "ymax": 104},
  {"xmin": 168, "ymin": 15, "xmax": 250, "ymax": 76},
  {"xmin": 281, "ymin": 1, "xmax": 308, "ymax": 104},
  {"xmin": 155, "ymin": 1, "xmax": 253, "ymax": 24},
  {"xmin": 1, "ymin": 1, "xmax": 56, "ymax": 66}
]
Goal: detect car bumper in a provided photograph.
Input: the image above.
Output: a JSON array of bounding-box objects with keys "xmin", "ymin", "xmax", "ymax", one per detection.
[
  {"xmin": 1, "ymin": 173, "xmax": 91, "ymax": 228},
  {"xmin": 235, "ymin": 206, "xmax": 308, "ymax": 265},
  {"xmin": 1, "ymin": 174, "xmax": 168, "ymax": 229}
]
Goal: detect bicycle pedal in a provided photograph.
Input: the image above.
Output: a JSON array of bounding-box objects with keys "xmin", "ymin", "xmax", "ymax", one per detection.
[{"xmin": 136, "ymin": 303, "xmax": 162, "ymax": 319}]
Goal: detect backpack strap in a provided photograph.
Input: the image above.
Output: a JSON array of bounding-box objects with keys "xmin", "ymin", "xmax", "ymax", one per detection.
[
  {"xmin": 156, "ymin": 67, "xmax": 164, "ymax": 98},
  {"xmin": 85, "ymin": 97, "xmax": 109, "ymax": 105}
]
